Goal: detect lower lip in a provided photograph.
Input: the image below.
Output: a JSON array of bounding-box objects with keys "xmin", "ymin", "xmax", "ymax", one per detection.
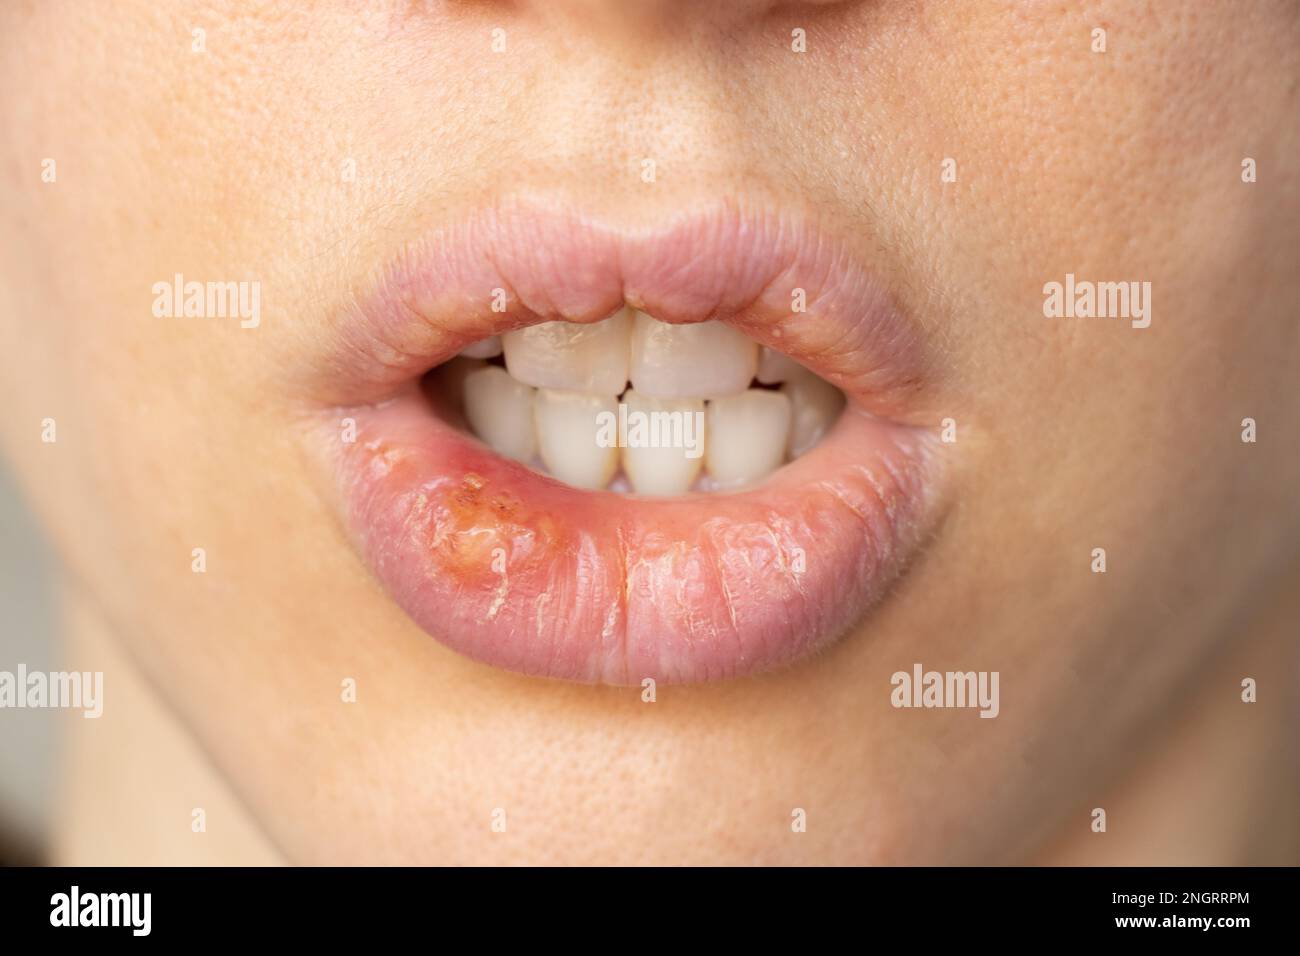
[{"xmin": 323, "ymin": 386, "xmax": 941, "ymax": 684}]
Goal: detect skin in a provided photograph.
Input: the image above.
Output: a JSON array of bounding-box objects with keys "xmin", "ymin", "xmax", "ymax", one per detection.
[{"xmin": 1, "ymin": 0, "xmax": 1297, "ymax": 864}]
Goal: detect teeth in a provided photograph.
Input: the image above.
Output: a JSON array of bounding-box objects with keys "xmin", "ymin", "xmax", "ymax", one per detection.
[
  {"xmin": 459, "ymin": 336, "xmax": 502, "ymax": 359},
  {"xmin": 629, "ymin": 312, "xmax": 757, "ymax": 399},
  {"xmin": 781, "ymin": 372, "xmax": 846, "ymax": 457},
  {"xmin": 533, "ymin": 389, "xmax": 620, "ymax": 490},
  {"xmin": 502, "ymin": 309, "xmax": 630, "ymax": 394},
  {"xmin": 705, "ymin": 389, "xmax": 792, "ymax": 488},
  {"xmin": 462, "ymin": 366, "xmax": 537, "ymax": 462},
  {"xmin": 620, "ymin": 390, "xmax": 705, "ymax": 496},
  {"xmin": 756, "ymin": 347, "xmax": 803, "ymax": 385},
  {"xmin": 451, "ymin": 309, "xmax": 845, "ymax": 493}
]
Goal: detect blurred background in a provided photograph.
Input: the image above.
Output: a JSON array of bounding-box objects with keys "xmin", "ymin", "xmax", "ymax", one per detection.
[{"xmin": 0, "ymin": 458, "xmax": 58, "ymax": 864}]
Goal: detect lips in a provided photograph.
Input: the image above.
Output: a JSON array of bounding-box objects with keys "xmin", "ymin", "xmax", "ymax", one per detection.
[{"xmin": 300, "ymin": 194, "xmax": 948, "ymax": 684}]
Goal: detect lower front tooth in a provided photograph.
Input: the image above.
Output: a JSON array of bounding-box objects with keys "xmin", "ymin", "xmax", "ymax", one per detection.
[
  {"xmin": 781, "ymin": 372, "xmax": 846, "ymax": 457},
  {"xmin": 705, "ymin": 389, "xmax": 792, "ymax": 488},
  {"xmin": 463, "ymin": 366, "xmax": 537, "ymax": 462},
  {"xmin": 620, "ymin": 390, "xmax": 705, "ymax": 496},
  {"xmin": 533, "ymin": 389, "xmax": 619, "ymax": 490}
]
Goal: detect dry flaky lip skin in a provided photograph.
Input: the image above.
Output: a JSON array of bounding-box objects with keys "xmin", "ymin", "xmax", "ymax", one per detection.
[{"xmin": 302, "ymin": 195, "xmax": 949, "ymax": 684}]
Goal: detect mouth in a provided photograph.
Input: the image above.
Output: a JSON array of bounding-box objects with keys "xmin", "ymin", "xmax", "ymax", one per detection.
[{"xmin": 300, "ymin": 195, "xmax": 948, "ymax": 685}]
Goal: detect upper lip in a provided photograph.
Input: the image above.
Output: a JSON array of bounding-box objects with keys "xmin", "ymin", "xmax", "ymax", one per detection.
[
  {"xmin": 298, "ymin": 192, "xmax": 950, "ymax": 684},
  {"xmin": 303, "ymin": 192, "xmax": 937, "ymax": 424}
]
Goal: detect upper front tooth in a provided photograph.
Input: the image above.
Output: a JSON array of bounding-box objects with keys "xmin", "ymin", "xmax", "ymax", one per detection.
[
  {"xmin": 462, "ymin": 366, "xmax": 537, "ymax": 462},
  {"xmin": 502, "ymin": 309, "xmax": 630, "ymax": 394},
  {"xmin": 756, "ymin": 347, "xmax": 803, "ymax": 385},
  {"xmin": 533, "ymin": 389, "xmax": 619, "ymax": 490},
  {"xmin": 459, "ymin": 335, "xmax": 503, "ymax": 359},
  {"xmin": 705, "ymin": 389, "xmax": 792, "ymax": 488},
  {"xmin": 781, "ymin": 373, "xmax": 846, "ymax": 457},
  {"xmin": 620, "ymin": 389, "xmax": 705, "ymax": 496},
  {"xmin": 629, "ymin": 312, "xmax": 758, "ymax": 399}
]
